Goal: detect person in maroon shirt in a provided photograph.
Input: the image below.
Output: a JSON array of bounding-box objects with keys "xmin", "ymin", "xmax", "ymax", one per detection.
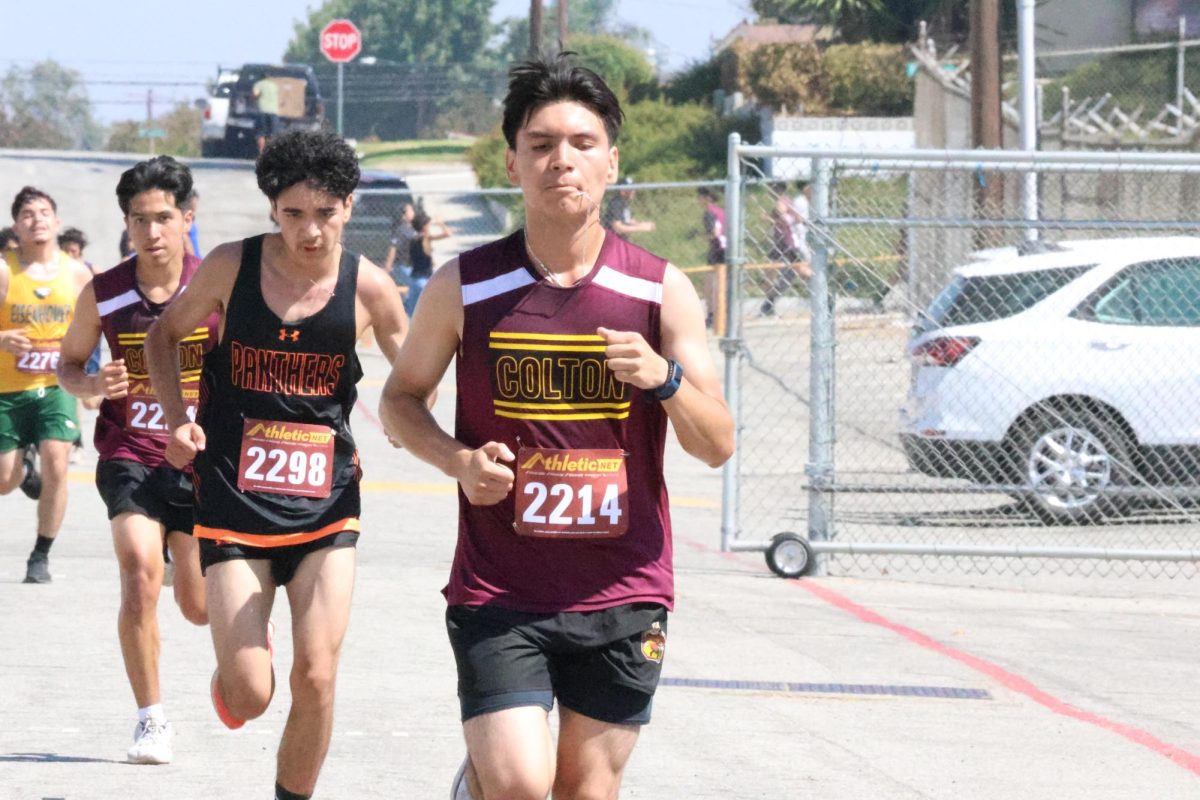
[
  {"xmin": 380, "ymin": 53, "xmax": 734, "ymax": 800},
  {"xmin": 58, "ymin": 156, "xmax": 214, "ymax": 765}
]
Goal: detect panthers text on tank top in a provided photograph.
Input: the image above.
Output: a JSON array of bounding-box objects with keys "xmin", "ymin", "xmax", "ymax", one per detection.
[
  {"xmin": 192, "ymin": 235, "xmax": 363, "ymax": 546},
  {"xmin": 451, "ymin": 228, "xmax": 673, "ymax": 613},
  {"xmin": 0, "ymin": 250, "xmax": 77, "ymax": 392},
  {"xmin": 93, "ymin": 255, "xmax": 218, "ymax": 466}
]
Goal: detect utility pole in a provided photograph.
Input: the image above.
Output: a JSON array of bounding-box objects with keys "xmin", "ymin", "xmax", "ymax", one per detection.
[
  {"xmin": 970, "ymin": 0, "xmax": 1003, "ymax": 244},
  {"xmin": 146, "ymin": 89, "xmax": 155, "ymax": 156},
  {"xmin": 530, "ymin": 0, "xmax": 544, "ymax": 59},
  {"xmin": 558, "ymin": 0, "xmax": 569, "ymax": 51}
]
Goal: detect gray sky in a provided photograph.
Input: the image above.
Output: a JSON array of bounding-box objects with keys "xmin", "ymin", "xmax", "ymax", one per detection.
[{"xmin": 5, "ymin": 0, "xmax": 751, "ymax": 124}]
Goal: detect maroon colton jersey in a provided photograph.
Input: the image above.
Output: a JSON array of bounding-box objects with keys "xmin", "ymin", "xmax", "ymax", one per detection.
[
  {"xmin": 93, "ymin": 254, "xmax": 218, "ymax": 466},
  {"xmin": 450, "ymin": 229, "xmax": 674, "ymax": 613}
]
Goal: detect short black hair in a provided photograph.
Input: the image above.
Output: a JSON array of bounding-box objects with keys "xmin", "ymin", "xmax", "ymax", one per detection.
[
  {"xmin": 411, "ymin": 211, "xmax": 431, "ymax": 233},
  {"xmin": 11, "ymin": 186, "xmax": 57, "ymax": 221},
  {"xmin": 256, "ymin": 129, "xmax": 360, "ymax": 201},
  {"xmin": 698, "ymin": 187, "xmax": 718, "ymax": 200},
  {"xmin": 58, "ymin": 227, "xmax": 88, "ymax": 251},
  {"xmin": 501, "ymin": 51, "xmax": 624, "ymax": 149},
  {"xmin": 116, "ymin": 156, "xmax": 194, "ymax": 216},
  {"xmin": 0, "ymin": 227, "xmax": 17, "ymax": 248}
]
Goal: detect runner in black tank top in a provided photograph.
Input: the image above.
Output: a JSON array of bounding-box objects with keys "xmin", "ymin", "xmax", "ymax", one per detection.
[
  {"xmin": 144, "ymin": 130, "xmax": 409, "ymax": 800},
  {"xmin": 193, "ymin": 233, "xmax": 362, "ymax": 544},
  {"xmin": 379, "ymin": 56, "xmax": 734, "ymax": 800}
]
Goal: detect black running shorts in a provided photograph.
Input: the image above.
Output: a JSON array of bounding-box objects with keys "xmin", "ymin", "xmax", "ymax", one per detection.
[
  {"xmin": 96, "ymin": 459, "xmax": 195, "ymax": 535},
  {"xmin": 446, "ymin": 602, "xmax": 668, "ymax": 726},
  {"xmin": 198, "ymin": 530, "xmax": 358, "ymax": 586}
]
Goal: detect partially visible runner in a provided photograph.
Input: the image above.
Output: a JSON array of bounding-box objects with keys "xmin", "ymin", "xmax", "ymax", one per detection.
[
  {"xmin": 145, "ymin": 129, "xmax": 409, "ymax": 800},
  {"xmin": 0, "ymin": 187, "xmax": 93, "ymax": 583},
  {"xmin": 57, "ymin": 155, "xmax": 216, "ymax": 764},
  {"xmin": 58, "ymin": 226, "xmax": 102, "ymax": 455},
  {"xmin": 379, "ymin": 53, "xmax": 734, "ymax": 800}
]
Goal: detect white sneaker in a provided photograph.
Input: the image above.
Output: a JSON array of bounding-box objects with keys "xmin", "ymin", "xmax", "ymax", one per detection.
[
  {"xmin": 127, "ymin": 717, "xmax": 172, "ymax": 764},
  {"xmin": 450, "ymin": 756, "xmax": 474, "ymax": 800}
]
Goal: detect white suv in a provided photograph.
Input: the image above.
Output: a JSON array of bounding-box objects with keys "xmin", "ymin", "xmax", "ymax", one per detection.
[{"xmin": 900, "ymin": 236, "xmax": 1200, "ymax": 523}]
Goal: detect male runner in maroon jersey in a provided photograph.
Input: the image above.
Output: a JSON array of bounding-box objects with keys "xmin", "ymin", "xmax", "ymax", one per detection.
[
  {"xmin": 379, "ymin": 53, "xmax": 735, "ymax": 800},
  {"xmin": 144, "ymin": 130, "xmax": 408, "ymax": 800},
  {"xmin": 58, "ymin": 156, "xmax": 216, "ymax": 764}
]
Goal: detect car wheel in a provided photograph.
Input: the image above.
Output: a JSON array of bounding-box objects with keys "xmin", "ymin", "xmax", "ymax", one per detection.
[{"xmin": 1015, "ymin": 408, "xmax": 1133, "ymax": 524}]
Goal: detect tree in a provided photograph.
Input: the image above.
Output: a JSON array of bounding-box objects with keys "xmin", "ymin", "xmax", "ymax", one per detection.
[
  {"xmin": 105, "ymin": 103, "xmax": 201, "ymax": 157},
  {"xmin": 568, "ymin": 34, "xmax": 656, "ymax": 97},
  {"xmin": 284, "ymin": 0, "xmax": 495, "ymax": 66},
  {"xmin": 0, "ymin": 61, "xmax": 102, "ymax": 150},
  {"xmin": 490, "ymin": 0, "xmax": 646, "ymax": 68},
  {"xmin": 751, "ymin": 0, "xmax": 975, "ymax": 44}
]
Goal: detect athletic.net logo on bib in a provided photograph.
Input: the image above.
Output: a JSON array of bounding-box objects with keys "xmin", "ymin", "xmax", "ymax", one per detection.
[
  {"xmin": 514, "ymin": 446, "xmax": 628, "ymax": 539},
  {"xmin": 237, "ymin": 418, "xmax": 334, "ymax": 498}
]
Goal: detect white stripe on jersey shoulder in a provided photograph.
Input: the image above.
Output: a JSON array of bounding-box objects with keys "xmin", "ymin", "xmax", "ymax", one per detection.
[
  {"xmin": 97, "ymin": 289, "xmax": 140, "ymax": 318},
  {"xmin": 462, "ymin": 268, "xmax": 536, "ymax": 306},
  {"xmin": 592, "ymin": 265, "xmax": 663, "ymax": 305}
]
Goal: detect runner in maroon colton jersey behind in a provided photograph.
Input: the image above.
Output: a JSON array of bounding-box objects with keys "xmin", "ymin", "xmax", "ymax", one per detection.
[
  {"xmin": 380, "ymin": 52, "xmax": 734, "ymax": 800},
  {"xmin": 58, "ymin": 156, "xmax": 215, "ymax": 765}
]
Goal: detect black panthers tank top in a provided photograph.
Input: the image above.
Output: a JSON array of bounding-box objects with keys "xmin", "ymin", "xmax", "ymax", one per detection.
[{"xmin": 192, "ymin": 234, "xmax": 363, "ymax": 546}]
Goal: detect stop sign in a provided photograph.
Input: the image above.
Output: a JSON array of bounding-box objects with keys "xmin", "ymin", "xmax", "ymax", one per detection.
[{"xmin": 320, "ymin": 19, "xmax": 362, "ymax": 63}]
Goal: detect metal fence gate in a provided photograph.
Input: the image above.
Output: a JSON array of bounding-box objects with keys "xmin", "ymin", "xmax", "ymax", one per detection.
[{"xmin": 722, "ymin": 140, "xmax": 1200, "ymax": 580}]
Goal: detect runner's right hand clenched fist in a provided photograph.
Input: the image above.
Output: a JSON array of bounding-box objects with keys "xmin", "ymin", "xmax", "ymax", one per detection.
[
  {"xmin": 456, "ymin": 441, "xmax": 515, "ymax": 506},
  {"xmin": 165, "ymin": 422, "xmax": 206, "ymax": 470},
  {"xmin": 95, "ymin": 359, "xmax": 129, "ymax": 400}
]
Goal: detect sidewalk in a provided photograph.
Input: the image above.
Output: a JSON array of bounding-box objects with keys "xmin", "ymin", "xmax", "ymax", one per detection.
[{"xmin": 1, "ymin": 347, "xmax": 1198, "ymax": 798}]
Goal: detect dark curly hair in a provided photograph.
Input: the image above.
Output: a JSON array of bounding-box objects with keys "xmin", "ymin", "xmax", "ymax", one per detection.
[
  {"xmin": 256, "ymin": 129, "xmax": 360, "ymax": 201},
  {"xmin": 501, "ymin": 51, "xmax": 623, "ymax": 150},
  {"xmin": 58, "ymin": 226, "xmax": 88, "ymax": 251},
  {"xmin": 116, "ymin": 156, "xmax": 194, "ymax": 216},
  {"xmin": 11, "ymin": 186, "xmax": 57, "ymax": 221}
]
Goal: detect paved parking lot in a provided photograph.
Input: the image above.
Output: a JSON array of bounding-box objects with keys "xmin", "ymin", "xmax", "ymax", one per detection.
[{"xmin": 2, "ymin": 345, "xmax": 1199, "ymax": 799}]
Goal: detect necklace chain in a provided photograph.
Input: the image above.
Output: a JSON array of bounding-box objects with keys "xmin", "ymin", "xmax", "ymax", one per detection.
[{"xmin": 526, "ymin": 244, "xmax": 562, "ymax": 287}]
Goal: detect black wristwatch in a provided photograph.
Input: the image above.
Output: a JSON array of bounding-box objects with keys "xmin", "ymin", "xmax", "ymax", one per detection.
[{"xmin": 648, "ymin": 358, "xmax": 684, "ymax": 402}]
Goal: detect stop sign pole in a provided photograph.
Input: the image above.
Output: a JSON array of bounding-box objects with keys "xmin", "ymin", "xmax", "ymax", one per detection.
[{"xmin": 319, "ymin": 19, "xmax": 362, "ymax": 135}]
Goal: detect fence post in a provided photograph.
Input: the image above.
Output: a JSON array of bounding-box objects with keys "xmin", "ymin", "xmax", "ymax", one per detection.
[
  {"xmin": 720, "ymin": 133, "xmax": 743, "ymax": 552},
  {"xmin": 806, "ymin": 158, "xmax": 834, "ymax": 573}
]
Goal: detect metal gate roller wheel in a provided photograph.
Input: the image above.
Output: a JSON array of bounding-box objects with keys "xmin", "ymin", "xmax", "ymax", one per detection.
[{"xmin": 765, "ymin": 532, "xmax": 814, "ymax": 578}]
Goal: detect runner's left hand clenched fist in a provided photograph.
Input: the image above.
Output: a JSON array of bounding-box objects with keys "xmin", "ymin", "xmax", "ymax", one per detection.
[{"xmin": 598, "ymin": 326, "xmax": 669, "ymax": 390}]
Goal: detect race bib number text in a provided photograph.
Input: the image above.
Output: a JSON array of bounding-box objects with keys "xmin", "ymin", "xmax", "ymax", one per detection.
[
  {"xmin": 236, "ymin": 418, "xmax": 334, "ymax": 498},
  {"xmin": 126, "ymin": 384, "xmax": 198, "ymax": 434},
  {"xmin": 514, "ymin": 447, "xmax": 628, "ymax": 539},
  {"xmin": 16, "ymin": 343, "xmax": 60, "ymax": 375}
]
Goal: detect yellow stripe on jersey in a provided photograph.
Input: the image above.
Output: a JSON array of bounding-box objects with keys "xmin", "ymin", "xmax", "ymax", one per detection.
[
  {"xmin": 489, "ymin": 332, "xmax": 605, "ymax": 342},
  {"xmin": 489, "ymin": 343, "xmax": 606, "ymax": 353},
  {"xmin": 493, "ymin": 399, "xmax": 630, "ymax": 411},
  {"xmin": 494, "ymin": 409, "xmax": 631, "ymax": 421}
]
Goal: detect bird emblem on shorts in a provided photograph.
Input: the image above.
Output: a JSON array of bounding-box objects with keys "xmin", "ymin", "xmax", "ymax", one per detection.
[
  {"xmin": 641, "ymin": 622, "xmax": 666, "ymax": 663},
  {"xmin": 34, "ymin": 287, "xmax": 51, "ymax": 299}
]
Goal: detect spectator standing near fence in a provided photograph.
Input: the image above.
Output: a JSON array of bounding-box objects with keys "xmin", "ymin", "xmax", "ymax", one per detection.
[
  {"xmin": 145, "ymin": 129, "xmax": 408, "ymax": 800},
  {"xmin": 57, "ymin": 155, "xmax": 215, "ymax": 765},
  {"xmin": 379, "ymin": 52, "xmax": 734, "ymax": 800},
  {"xmin": 602, "ymin": 174, "xmax": 655, "ymax": 239},
  {"xmin": 698, "ymin": 187, "xmax": 726, "ymax": 327},
  {"xmin": 405, "ymin": 211, "xmax": 452, "ymax": 317},
  {"xmin": 382, "ymin": 201, "xmax": 417, "ymax": 291},
  {"xmin": 0, "ymin": 187, "xmax": 93, "ymax": 583},
  {"xmin": 761, "ymin": 181, "xmax": 813, "ymax": 317}
]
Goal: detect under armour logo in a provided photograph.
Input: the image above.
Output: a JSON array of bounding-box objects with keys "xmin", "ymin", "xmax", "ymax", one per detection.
[{"xmin": 278, "ymin": 328, "xmax": 300, "ymax": 342}]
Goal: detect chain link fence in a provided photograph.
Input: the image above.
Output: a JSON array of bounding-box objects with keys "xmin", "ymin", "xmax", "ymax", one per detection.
[
  {"xmin": 349, "ymin": 179, "xmax": 728, "ymax": 319},
  {"xmin": 723, "ymin": 141, "xmax": 1200, "ymax": 580}
]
